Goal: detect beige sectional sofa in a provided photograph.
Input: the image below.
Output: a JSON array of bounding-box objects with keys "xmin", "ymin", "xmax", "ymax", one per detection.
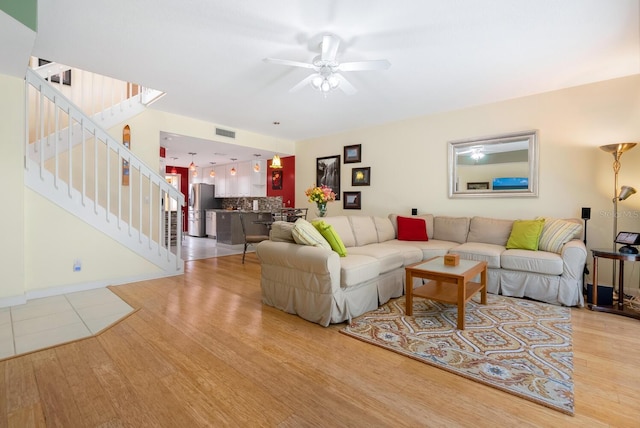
[{"xmin": 256, "ymin": 214, "xmax": 586, "ymax": 327}]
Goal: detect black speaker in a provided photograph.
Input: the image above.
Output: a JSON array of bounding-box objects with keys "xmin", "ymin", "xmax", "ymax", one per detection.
[
  {"xmin": 411, "ymin": 208, "xmax": 418, "ymax": 215},
  {"xmin": 585, "ymin": 283, "xmax": 613, "ymax": 305},
  {"xmin": 581, "ymin": 207, "xmax": 591, "ymax": 220}
]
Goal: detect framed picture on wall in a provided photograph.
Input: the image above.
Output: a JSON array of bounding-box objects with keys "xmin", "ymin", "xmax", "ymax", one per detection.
[
  {"xmin": 316, "ymin": 155, "xmax": 341, "ymax": 200},
  {"xmin": 344, "ymin": 144, "xmax": 361, "ymax": 163},
  {"xmin": 351, "ymin": 167, "xmax": 370, "ymax": 186},
  {"xmin": 271, "ymin": 170, "xmax": 283, "ymax": 190},
  {"xmin": 467, "ymin": 182, "xmax": 490, "ymax": 190},
  {"xmin": 343, "ymin": 191, "xmax": 361, "ymax": 209}
]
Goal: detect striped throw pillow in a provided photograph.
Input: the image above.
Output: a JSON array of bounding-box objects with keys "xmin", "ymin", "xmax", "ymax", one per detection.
[
  {"xmin": 538, "ymin": 218, "xmax": 582, "ymax": 254},
  {"xmin": 292, "ymin": 218, "xmax": 331, "ymax": 250}
]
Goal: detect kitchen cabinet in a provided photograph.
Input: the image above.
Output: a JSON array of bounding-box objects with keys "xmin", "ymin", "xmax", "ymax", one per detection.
[
  {"xmin": 226, "ymin": 164, "xmax": 238, "ymax": 196},
  {"xmin": 214, "ymin": 166, "xmax": 226, "ymax": 197},
  {"xmin": 205, "ymin": 210, "xmax": 217, "ymax": 238},
  {"xmin": 237, "ymin": 161, "xmax": 252, "ymax": 196},
  {"xmin": 250, "ymin": 159, "xmax": 266, "ymax": 197},
  {"xmin": 213, "ymin": 160, "xmax": 267, "ymax": 197},
  {"xmin": 215, "ymin": 210, "xmax": 271, "ymax": 245}
]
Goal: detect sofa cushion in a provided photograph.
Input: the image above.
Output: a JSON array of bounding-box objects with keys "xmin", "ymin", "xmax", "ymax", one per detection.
[
  {"xmin": 397, "ymin": 216, "xmax": 429, "ymax": 241},
  {"xmin": 322, "ymin": 216, "xmax": 356, "ymax": 247},
  {"xmin": 382, "ymin": 239, "xmax": 456, "ymax": 261},
  {"xmin": 537, "ymin": 217, "xmax": 582, "ymax": 254},
  {"xmin": 350, "ymin": 216, "xmax": 378, "ymax": 246},
  {"xmin": 339, "ymin": 255, "xmax": 380, "ymax": 287},
  {"xmin": 448, "ymin": 242, "xmax": 504, "ymax": 268},
  {"xmin": 466, "ymin": 216, "xmax": 514, "ymax": 246},
  {"xmin": 312, "ymin": 220, "xmax": 347, "ymax": 257},
  {"xmin": 377, "ymin": 242, "xmax": 423, "ymax": 266},
  {"xmin": 374, "ymin": 216, "xmax": 396, "ymax": 242},
  {"xmin": 389, "ymin": 214, "xmax": 434, "ymax": 239},
  {"xmin": 269, "ymin": 221, "xmax": 295, "ymax": 243},
  {"xmin": 348, "ymin": 244, "xmax": 404, "ymax": 273},
  {"xmin": 292, "ymin": 218, "xmax": 331, "ymax": 250},
  {"xmin": 506, "ymin": 219, "xmax": 545, "ymax": 251},
  {"xmin": 433, "ymin": 216, "xmax": 470, "ymax": 243},
  {"xmin": 501, "ymin": 249, "xmax": 563, "ymax": 275}
]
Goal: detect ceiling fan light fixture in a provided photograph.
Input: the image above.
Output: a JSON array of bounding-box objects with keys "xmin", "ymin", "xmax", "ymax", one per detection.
[
  {"xmin": 328, "ymin": 74, "xmax": 339, "ymax": 89},
  {"xmin": 311, "ymin": 76, "xmax": 323, "ymax": 89}
]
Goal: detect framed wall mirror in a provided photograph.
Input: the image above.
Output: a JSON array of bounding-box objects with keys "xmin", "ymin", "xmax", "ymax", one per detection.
[{"xmin": 448, "ymin": 130, "xmax": 538, "ymax": 198}]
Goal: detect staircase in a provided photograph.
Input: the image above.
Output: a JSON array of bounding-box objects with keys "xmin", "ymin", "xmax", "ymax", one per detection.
[{"xmin": 24, "ymin": 66, "xmax": 184, "ymax": 274}]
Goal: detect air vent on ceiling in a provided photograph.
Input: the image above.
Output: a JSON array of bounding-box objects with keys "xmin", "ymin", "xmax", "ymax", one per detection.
[{"xmin": 215, "ymin": 127, "xmax": 236, "ymax": 139}]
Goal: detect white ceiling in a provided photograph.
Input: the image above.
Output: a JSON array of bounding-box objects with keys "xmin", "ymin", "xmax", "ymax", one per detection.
[{"xmin": 8, "ymin": 1, "xmax": 640, "ymax": 167}]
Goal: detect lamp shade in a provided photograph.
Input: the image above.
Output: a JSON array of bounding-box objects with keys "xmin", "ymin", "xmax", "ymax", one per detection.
[
  {"xmin": 270, "ymin": 155, "xmax": 283, "ymax": 169},
  {"xmin": 618, "ymin": 185, "xmax": 637, "ymax": 201}
]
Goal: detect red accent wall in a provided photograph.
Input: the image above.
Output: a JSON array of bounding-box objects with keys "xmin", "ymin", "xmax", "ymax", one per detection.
[
  {"xmin": 166, "ymin": 165, "xmax": 189, "ymax": 231},
  {"xmin": 267, "ymin": 155, "xmax": 295, "ymax": 207}
]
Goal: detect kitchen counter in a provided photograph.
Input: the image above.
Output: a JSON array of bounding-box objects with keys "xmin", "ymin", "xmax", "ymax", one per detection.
[{"xmin": 214, "ymin": 210, "xmax": 272, "ymax": 245}]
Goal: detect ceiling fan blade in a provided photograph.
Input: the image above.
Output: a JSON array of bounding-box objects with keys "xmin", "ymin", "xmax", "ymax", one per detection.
[
  {"xmin": 321, "ymin": 34, "xmax": 340, "ymax": 62},
  {"xmin": 263, "ymin": 57, "xmax": 315, "ymax": 69},
  {"xmin": 337, "ymin": 59, "xmax": 391, "ymax": 72},
  {"xmin": 334, "ymin": 74, "xmax": 357, "ymax": 95},
  {"xmin": 289, "ymin": 74, "xmax": 319, "ymax": 92}
]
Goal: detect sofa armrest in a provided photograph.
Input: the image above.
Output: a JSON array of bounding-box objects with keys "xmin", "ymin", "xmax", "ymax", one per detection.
[
  {"xmin": 256, "ymin": 240, "xmax": 341, "ymax": 295},
  {"xmin": 561, "ymin": 240, "xmax": 587, "ymax": 279}
]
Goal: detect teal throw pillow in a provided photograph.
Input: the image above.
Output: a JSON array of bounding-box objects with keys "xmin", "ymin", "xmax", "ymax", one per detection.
[
  {"xmin": 506, "ymin": 219, "xmax": 545, "ymax": 251},
  {"xmin": 312, "ymin": 220, "xmax": 347, "ymax": 257}
]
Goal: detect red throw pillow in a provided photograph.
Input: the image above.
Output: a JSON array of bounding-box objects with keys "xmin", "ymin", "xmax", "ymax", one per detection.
[{"xmin": 397, "ymin": 216, "xmax": 428, "ymax": 241}]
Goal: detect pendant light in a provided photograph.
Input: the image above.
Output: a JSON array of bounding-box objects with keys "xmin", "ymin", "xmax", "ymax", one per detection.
[
  {"xmin": 209, "ymin": 162, "xmax": 216, "ymax": 177},
  {"xmin": 270, "ymin": 154, "xmax": 283, "ymax": 169},
  {"xmin": 188, "ymin": 152, "xmax": 197, "ymax": 171},
  {"xmin": 230, "ymin": 158, "xmax": 237, "ymax": 176},
  {"xmin": 270, "ymin": 123, "xmax": 283, "ymax": 168},
  {"xmin": 253, "ymin": 154, "xmax": 261, "ymax": 172}
]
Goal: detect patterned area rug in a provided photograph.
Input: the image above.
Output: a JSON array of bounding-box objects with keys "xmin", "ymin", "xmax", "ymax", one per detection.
[{"xmin": 340, "ymin": 294, "xmax": 574, "ymax": 415}]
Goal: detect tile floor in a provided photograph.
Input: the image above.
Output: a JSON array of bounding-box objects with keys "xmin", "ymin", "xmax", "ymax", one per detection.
[
  {"xmin": 179, "ymin": 235, "xmax": 247, "ymax": 260},
  {"xmin": 0, "ymin": 236, "xmax": 247, "ymax": 360},
  {"xmin": 0, "ymin": 287, "xmax": 134, "ymax": 360}
]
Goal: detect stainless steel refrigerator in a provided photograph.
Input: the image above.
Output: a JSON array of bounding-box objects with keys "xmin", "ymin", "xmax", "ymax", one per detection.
[{"xmin": 188, "ymin": 183, "xmax": 221, "ymax": 237}]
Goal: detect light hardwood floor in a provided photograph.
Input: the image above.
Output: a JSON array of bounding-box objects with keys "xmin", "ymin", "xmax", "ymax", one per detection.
[{"xmin": 1, "ymin": 253, "xmax": 639, "ymax": 427}]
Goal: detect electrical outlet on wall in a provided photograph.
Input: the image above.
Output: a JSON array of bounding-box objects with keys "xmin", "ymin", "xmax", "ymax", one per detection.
[{"xmin": 73, "ymin": 259, "xmax": 82, "ymax": 272}]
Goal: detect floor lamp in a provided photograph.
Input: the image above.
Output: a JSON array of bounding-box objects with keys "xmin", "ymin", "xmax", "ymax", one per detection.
[{"xmin": 600, "ymin": 142, "xmax": 637, "ymax": 291}]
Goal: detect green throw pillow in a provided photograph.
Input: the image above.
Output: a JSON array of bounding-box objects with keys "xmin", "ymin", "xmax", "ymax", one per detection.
[
  {"xmin": 312, "ymin": 220, "xmax": 347, "ymax": 257},
  {"xmin": 506, "ymin": 219, "xmax": 545, "ymax": 251}
]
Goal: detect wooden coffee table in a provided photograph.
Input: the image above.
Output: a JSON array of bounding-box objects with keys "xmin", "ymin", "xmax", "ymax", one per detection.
[{"xmin": 405, "ymin": 257, "xmax": 487, "ymax": 330}]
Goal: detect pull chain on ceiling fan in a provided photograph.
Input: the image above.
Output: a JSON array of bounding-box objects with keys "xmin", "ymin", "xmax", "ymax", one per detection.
[{"xmin": 264, "ymin": 34, "xmax": 391, "ymax": 95}]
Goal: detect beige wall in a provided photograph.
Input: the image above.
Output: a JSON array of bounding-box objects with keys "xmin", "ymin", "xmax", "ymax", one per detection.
[
  {"xmin": 118, "ymin": 109, "xmax": 296, "ymax": 171},
  {"xmin": 296, "ymin": 74, "xmax": 640, "ymax": 289},
  {"xmin": 0, "ymin": 75, "xmax": 25, "ymax": 301},
  {"xmin": 23, "ymin": 189, "xmax": 163, "ymax": 294}
]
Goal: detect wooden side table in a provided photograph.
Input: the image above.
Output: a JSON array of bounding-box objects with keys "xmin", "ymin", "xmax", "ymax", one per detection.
[{"xmin": 590, "ymin": 249, "xmax": 640, "ymax": 320}]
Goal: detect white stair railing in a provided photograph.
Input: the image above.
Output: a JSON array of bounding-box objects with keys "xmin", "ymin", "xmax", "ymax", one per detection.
[{"xmin": 24, "ymin": 68, "xmax": 184, "ymax": 273}]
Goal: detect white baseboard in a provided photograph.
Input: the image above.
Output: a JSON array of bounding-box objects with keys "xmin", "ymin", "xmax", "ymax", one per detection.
[{"xmin": 0, "ymin": 270, "xmax": 182, "ymax": 309}]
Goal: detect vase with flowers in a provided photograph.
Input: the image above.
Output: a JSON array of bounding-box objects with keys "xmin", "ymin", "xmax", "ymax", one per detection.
[{"xmin": 305, "ymin": 185, "xmax": 336, "ymax": 217}]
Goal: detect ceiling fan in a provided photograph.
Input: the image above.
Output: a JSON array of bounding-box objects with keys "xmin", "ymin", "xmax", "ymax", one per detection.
[{"xmin": 264, "ymin": 34, "xmax": 391, "ymax": 95}]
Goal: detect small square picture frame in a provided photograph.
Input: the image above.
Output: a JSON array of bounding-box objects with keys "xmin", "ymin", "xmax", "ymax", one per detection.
[
  {"xmin": 343, "ymin": 191, "xmax": 361, "ymax": 209},
  {"xmin": 343, "ymin": 144, "xmax": 361, "ymax": 164},
  {"xmin": 351, "ymin": 167, "xmax": 371, "ymax": 186}
]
